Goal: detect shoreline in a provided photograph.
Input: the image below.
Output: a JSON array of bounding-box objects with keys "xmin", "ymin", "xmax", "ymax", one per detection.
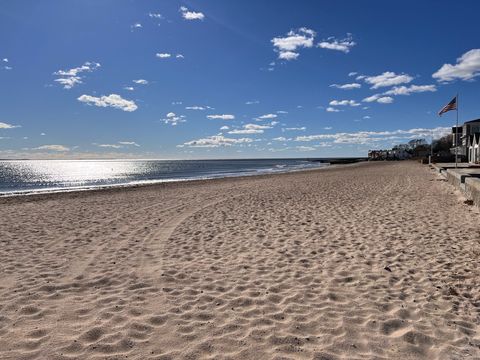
[{"xmin": 0, "ymin": 161, "xmax": 366, "ymax": 201}]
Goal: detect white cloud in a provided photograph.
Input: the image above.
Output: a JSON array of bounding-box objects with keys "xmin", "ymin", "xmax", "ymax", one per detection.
[
  {"xmin": 362, "ymin": 94, "xmax": 381, "ymax": 102},
  {"xmin": 93, "ymin": 142, "xmax": 140, "ymax": 149},
  {"xmin": 278, "ymin": 51, "xmax": 299, "ymax": 60},
  {"xmin": 228, "ymin": 129, "xmax": 263, "ymax": 135},
  {"xmin": 55, "ymin": 77, "xmax": 82, "ymax": 89},
  {"xmin": 283, "ymin": 127, "xmax": 306, "ymax": 131},
  {"xmin": 317, "ymin": 35, "xmax": 355, "ymax": 53},
  {"xmin": 131, "ymin": 23, "xmax": 142, "ymax": 30},
  {"xmin": 133, "ymin": 79, "xmax": 148, "ymax": 85},
  {"xmin": 148, "ymin": 13, "xmax": 163, "ymax": 19},
  {"xmin": 276, "ymin": 110, "xmax": 288, "ymax": 114},
  {"xmin": 162, "ymin": 113, "xmax": 186, "ymax": 126},
  {"xmin": 326, "ymin": 107, "xmax": 341, "ymax": 112},
  {"xmin": 35, "ymin": 144, "xmax": 70, "ymax": 152},
  {"xmin": 362, "ymin": 94, "xmax": 394, "ymax": 104},
  {"xmin": 124, "ymin": 86, "xmax": 134, "ymax": 91},
  {"xmin": 363, "ymin": 115, "xmax": 371, "ymax": 119},
  {"xmin": 97, "ymin": 144, "xmax": 122, "ymax": 149},
  {"xmin": 271, "ymin": 28, "xmax": 315, "ymax": 61},
  {"xmin": 228, "ymin": 123, "xmax": 273, "ymax": 135},
  {"xmin": 330, "ymin": 83, "xmax": 361, "ymax": 90},
  {"xmin": 296, "ymin": 146, "xmax": 316, "ymax": 151},
  {"xmin": 156, "ymin": 53, "xmax": 183, "ymax": 59},
  {"xmin": 329, "ymin": 99, "xmax": 360, "ymax": 107},
  {"xmin": 376, "ymin": 96, "xmax": 394, "ymax": 104},
  {"xmin": 118, "ymin": 141, "xmax": 140, "ymax": 147},
  {"xmin": 77, "ymin": 94, "xmax": 138, "ymax": 112},
  {"xmin": 324, "ymin": 126, "xmax": 333, "ymax": 130},
  {"xmin": 363, "ymin": 71, "xmax": 413, "ymax": 89},
  {"xmin": 2, "ymin": 58, "xmax": 8, "ymax": 62},
  {"xmin": 433, "ymin": 49, "xmax": 480, "ymax": 82},
  {"xmin": 54, "ymin": 62, "xmax": 100, "ymax": 77},
  {"xmin": 220, "ymin": 125, "xmax": 230, "ymax": 130},
  {"xmin": 257, "ymin": 113, "xmax": 277, "ymax": 120},
  {"xmin": 53, "ymin": 61, "xmax": 100, "ymax": 89},
  {"xmin": 348, "ymin": 71, "xmax": 357, "ymax": 77},
  {"xmin": 181, "ymin": 135, "xmax": 252, "ymax": 148},
  {"xmin": 246, "ymin": 100, "xmax": 260, "ymax": 105},
  {"xmin": 185, "ymin": 106, "xmax": 209, "ymax": 110},
  {"xmin": 273, "ymin": 137, "xmax": 287, "ymax": 141},
  {"xmin": 0, "ymin": 122, "xmax": 20, "ymax": 129},
  {"xmin": 207, "ymin": 114, "xmax": 235, "ymax": 120},
  {"xmin": 180, "ymin": 6, "xmax": 205, "ymax": 20},
  {"xmin": 383, "ymin": 84, "xmax": 436, "ymax": 96}
]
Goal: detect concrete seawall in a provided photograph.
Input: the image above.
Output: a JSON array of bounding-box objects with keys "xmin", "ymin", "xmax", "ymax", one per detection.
[
  {"xmin": 431, "ymin": 163, "xmax": 480, "ymax": 207},
  {"xmin": 465, "ymin": 177, "xmax": 480, "ymax": 206}
]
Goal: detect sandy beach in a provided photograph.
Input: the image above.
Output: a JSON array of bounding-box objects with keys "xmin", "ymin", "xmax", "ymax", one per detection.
[{"xmin": 0, "ymin": 161, "xmax": 479, "ymax": 359}]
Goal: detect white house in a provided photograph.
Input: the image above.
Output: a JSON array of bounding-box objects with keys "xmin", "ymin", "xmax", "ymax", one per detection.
[{"xmin": 469, "ymin": 133, "xmax": 480, "ymax": 164}]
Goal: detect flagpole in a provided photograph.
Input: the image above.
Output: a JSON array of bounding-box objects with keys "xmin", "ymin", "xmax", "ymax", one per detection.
[{"xmin": 455, "ymin": 93, "xmax": 459, "ymax": 168}]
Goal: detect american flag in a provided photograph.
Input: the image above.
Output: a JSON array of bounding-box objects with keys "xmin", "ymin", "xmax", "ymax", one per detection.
[{"xmin": 438, "ymin": 96, "xmax": 457, "ymax": 116}]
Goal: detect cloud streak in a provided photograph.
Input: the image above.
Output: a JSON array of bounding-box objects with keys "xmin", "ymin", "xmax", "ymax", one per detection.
[
  {"xmin": 330, "ymin": 83, "xmax": 361, "ymax": 90},
  {"xmin": 329, "ymin": 99, "xmax": 360, "ymax": 107},
  {"xmin": 180, "ymin": 6, "xmax": 205, "ymax": 20},
  {"xmin": 35, "ymin": 145, "xmax": 70, "ymax": 152},
  {"xmin": 317, "ymin": 35, "xmax": 355, "ymax": 53},
  {"xmin": 181, "ymin": 135, "xmax": 253, "ymax": 148},
  {"xmin": 363, "ymin": 71, "xmax": 413, "ymax": 89},
  {"xmin": 207, "ymin": 114, "xmax": 235, "ymax": 120},
  {"xmin": 77, "ymin": 94, "xmax": 138, "ymax": 112},
  {"xmin": 53, "ymin": 61, "xmax": 100, "ymax": 89},
  {"xmin": 0, "ymin": 122, "xmax": 20, "ymax": 129},
  {"xmin": 228, "ymin": 123, "xmax": 274, "ymax": 134}
]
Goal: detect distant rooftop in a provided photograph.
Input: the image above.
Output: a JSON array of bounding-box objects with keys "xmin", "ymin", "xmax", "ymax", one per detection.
[{"xmin": 464, "ymin": 118, "xmax": 480, "ymax": 124}]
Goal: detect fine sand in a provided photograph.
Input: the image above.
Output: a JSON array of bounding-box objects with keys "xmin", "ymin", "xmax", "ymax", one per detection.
[{"xmin": 0, "ymin": 161, "xmax": 479, "ymax": 360}]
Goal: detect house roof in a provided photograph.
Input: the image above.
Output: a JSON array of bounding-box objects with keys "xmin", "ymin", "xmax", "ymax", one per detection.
[{"xmin": 464, "ymin": 118, "xmax": 480, "ymax": 124}]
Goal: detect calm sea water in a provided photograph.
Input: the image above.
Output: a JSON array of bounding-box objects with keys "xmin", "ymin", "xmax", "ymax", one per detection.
[{"xmin": 0, "ymin": 159, "xmax": 328, "ymax": 196}]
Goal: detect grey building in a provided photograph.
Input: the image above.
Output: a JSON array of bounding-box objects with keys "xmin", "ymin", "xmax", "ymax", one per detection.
[{"xmin": 451, "ymin": 119, "xmax": 480, "ymax": 159}]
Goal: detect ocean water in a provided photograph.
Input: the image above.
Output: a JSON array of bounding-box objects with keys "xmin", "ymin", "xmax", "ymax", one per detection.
[{"xmin": 0, "ymin": 158, "xmax": 329, "ymax": 196}]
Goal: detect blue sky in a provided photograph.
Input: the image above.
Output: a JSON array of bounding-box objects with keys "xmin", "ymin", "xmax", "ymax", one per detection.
[{"xmin": 1, "ymin": 0, "xmax": 480, "ymax": 159}]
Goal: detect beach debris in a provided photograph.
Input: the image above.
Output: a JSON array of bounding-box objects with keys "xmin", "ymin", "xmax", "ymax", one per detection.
[
  {"xmin": 463, "ymin": 199, "xmax": 474, "ymax": 206},
  {"xmin": 384, "ymin": 266, "xmax": 392, "ymax": 272}
]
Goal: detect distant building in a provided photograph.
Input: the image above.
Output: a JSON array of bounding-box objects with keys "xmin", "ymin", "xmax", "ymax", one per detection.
[{"xmin": 451, "ymin": 119, "xmax": 480, "ymax": 163}]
